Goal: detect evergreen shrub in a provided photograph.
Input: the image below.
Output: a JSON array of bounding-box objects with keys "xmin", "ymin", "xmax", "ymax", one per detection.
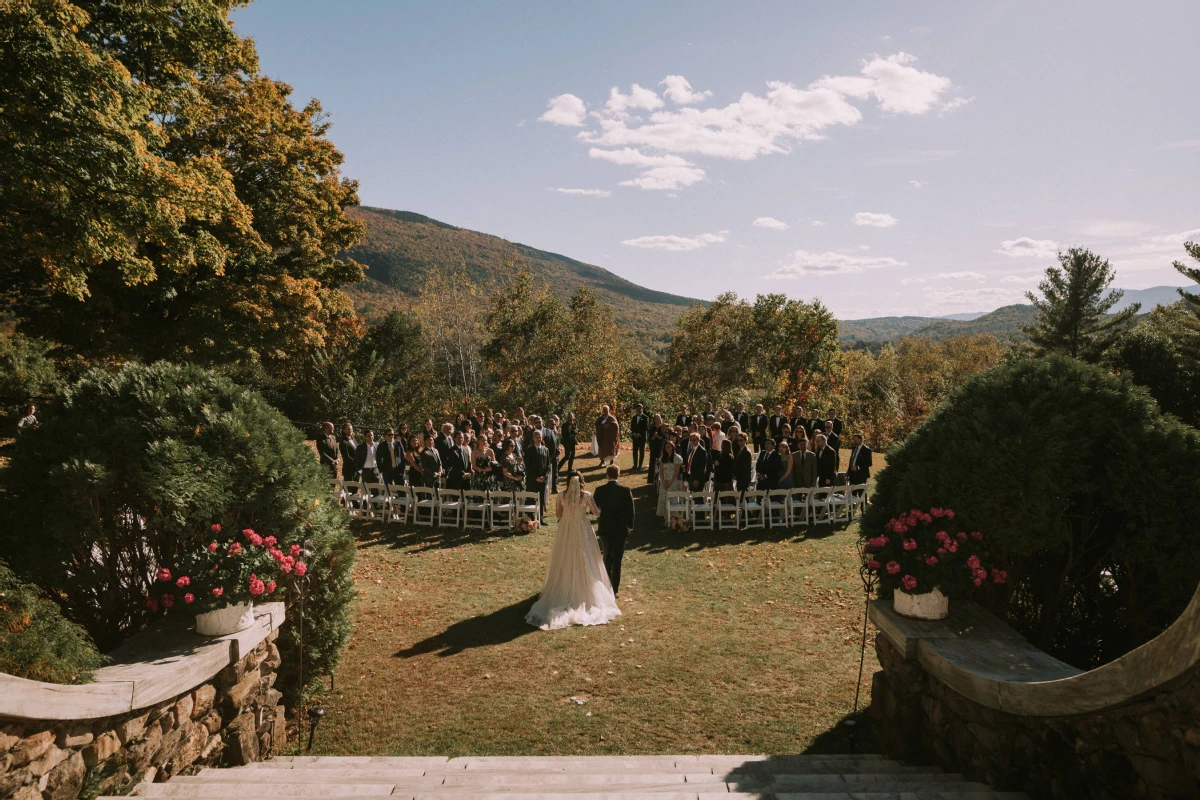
[
  {"xmin": 0, "ymin": 362, "xmax": 355, "ymax": 695},
  {"xmin": 0, "ymin": 559, "xmax": 105, "ymax": 684},
  {"xmin": 861, "ymin": 355, "xmax": 1200, "ymax": 667}
]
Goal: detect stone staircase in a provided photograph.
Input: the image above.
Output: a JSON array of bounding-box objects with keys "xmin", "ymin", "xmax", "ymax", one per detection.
[{"xmin": 115, "ymin": 754, "xmax": 1029, "ymax": 799}]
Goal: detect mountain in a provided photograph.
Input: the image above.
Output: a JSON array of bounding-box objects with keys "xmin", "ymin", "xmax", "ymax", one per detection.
[
  {"xmin": 837, "ymin": 316, "xmax": 937, "ymax": 343},
  {"xmin": 1111, "ymin": 285, "xmax": 1189, "ymax": 313},
  {"xmin": 936, "ymin": 312, "xmax": 987, "ymax": 321},
  {"xmin": 341, "ymin": 207, "xmax": 701, "ymax": 353},
  {"xmin": 909, "ymin": 304, "xmax": 1038, "ymax": 341}
]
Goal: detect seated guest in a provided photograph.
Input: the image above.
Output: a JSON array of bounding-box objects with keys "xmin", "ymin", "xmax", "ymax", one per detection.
[
  {"xmin": 714, "ymin": 439, "xmax": 735, "ymax": 492},
  {"xmin": 316, "ymin": 421, "xmax": 340, "ymax": 476},
  {"xmin": 356, "ymin": 429, "xmax": 381, "ymax": 485},
  {"xmin": 339, "ymin": 423, "xmax": 359, "ymax": 482},
  {"xmin": 419, "ymin": 432, "xmax": 442, "ymax": 488},
  {"xmin": 733, "ymin": 434, "xmax": 753, "ymax": 492},
  {"xmin": 793, "ymin": 437, "xmax": 817, "ymax": 488},
  {"xmin": 814, "ymin": 433, "xmax": 838, "ymax": 487},
  {"xmin": 847, "ymin": 433, "xmax": 873, "ymax": 486}
]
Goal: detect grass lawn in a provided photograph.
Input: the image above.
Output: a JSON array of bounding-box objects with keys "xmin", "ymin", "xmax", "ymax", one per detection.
[{"xmin": 306, "ymin": 447, "xmax": 885, "ymax": 757}]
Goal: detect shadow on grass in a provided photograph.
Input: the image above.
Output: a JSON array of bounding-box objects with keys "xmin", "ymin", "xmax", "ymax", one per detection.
[
  {"xmin": 353, "ymin": 519, "xmax": 525, "ymax": 554},
  {"xmin": 800, "ymin": 710, "xmax": 875, "ymax": 755},
  {"xmin": 393, "ymin": 594, "xmax": 540, "ymax": 658}
]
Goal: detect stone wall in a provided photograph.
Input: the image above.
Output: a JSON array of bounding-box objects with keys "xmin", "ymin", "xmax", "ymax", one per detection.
[
  {"xmin": 0, "ymin": 631, "xmax": 287, "ymax": 800},
  {"xmin": 870, "ymin": 634, "xmax": 1200, "ymax": 799}
]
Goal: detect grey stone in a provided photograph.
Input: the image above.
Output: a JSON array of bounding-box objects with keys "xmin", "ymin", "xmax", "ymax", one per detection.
[
  {"xmin": 43, "ymin": 752, "xmax": 84, "ymax": 800},
  {"xmin": 224, "ymin": 713, "xmax": 258, "ymax": 766}
]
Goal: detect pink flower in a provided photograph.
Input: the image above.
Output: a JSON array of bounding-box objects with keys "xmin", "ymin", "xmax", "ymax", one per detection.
[
  {"xmin": 210, "ymin": 523, "xmax": 221, "ymax": 533},
  {"xmin": 228, "ymin": 542, "xmax": 243, "ymax": 555},
  {"xmin": 956, "ymin": 532, "xmax": 968, "ymax": 541},
  {"xmin": 886, "ymin": 561, "xmax": 901, "ymax": 575},
  {"xmin": 901, "ymin": 574, "xmax": 918, "ymax": 591},
  {"xmin": 175, "ymin": 576, "xmax": 190, "ymax": 588},
  {"xmin": 902, "ymin": 539, "xmax": 918, "ymax": 551},
  {"xmin": 974, "ymin": 568, "xmax": 988, "ymax": 580},
  {"xmin": 973, "ymin": 577, "xmax": 983, "ymax": 586},
  {"xmin": 183, "ymin": 593, "xmax": 194, "ymax": 604},
  {"xmin": 967, "ymin": 555, "xmax": 981, "ymax": 570},
  {"xmin": 145, "ymin": 596, "xmax": 159, "ymax": 613},
  {"xmin": 247, "ymin": 533, "xmax": 263, "ymax": 547},
  {"xmin": 971, "ymin": 531, "xmax": 983, "ymax": 541},
  {"xmin": 945, "ymin": 510, "xmax": 955, "ymax": 518},
  {"xmin": 937, "ymin": 546, "xmax": 947, "ymax": 554},
  {"xmin": 895, "ymin": 523, "xmax": 909, "ymax": 534},
  {"xmin": 926, "ymin": 556, "xmax": 938, "ymax": 566},
  {"xmin": 156, "ymin": 567, "xmax": 172, "ymax": 582},
  {"xmin": 212, "ymin": 587, "xmax": 224, "ymax": 598},
  {"xmin": 931, "ymin": 507, "xmax": 944, "ymax": 518},
  {"xmin": 935, "ymin": 530, "xmax": 949, "ymax": 542},
  {"xmin": 266, "ymin": 581, "xmax": 277, "ymax": 594},
  {"xmin": 207, "ymin": 542, "xmax": 219, "ymax": 552},
  {"xmin": 263, "ymin": 536, "xmax": 277, "ymax": 546},
  {"xmin": 248, "ymin": 575, "xmax": 265, "ymax": 596},
  {"xmin": 947, "ymin": 541, "xmax": 958, "ymax": 553},
  {"xmin": 290, "ymin": 544, "xmax": 301, "ymax": 556},
  {"xmin": 991, "ymin": 569, "xmax": 1007, "ymax": 584},
  {"xmin": 242, "ymin": 528, "xmax": 255, "ymax": 539},
  {"xmin": 295, "ymin": 562, "xmax": 308, "ymax": 577},
  {"xmin": 866, "ymin": 559, "xmax": 880, "ymax": 570},
  {"xmin": 161, "ymin": 594, "xmax": 174, "ymax": 608}
]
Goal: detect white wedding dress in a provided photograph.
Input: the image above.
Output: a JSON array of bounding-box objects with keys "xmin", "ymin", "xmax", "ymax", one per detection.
[{"xmin": 525, "ymin": 477, "xmax": 622, "ymax": 630}]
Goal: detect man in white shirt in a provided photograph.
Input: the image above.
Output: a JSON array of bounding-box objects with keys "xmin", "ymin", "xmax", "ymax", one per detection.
[{"xmin": 357, "ymin": 429, "xmax": 381, "ymax": 485}]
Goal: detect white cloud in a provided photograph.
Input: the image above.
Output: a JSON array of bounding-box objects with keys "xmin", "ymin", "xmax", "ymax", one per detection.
[
  {"xmin": 812, "ymin": 53, "xmax": 951, "ymax": 115},
  {"xmin": 1000, "ymin": 274, "xmax": 1037, "ymax": 284},
  {"xmin": 765, "ymin": 249, "xmax": 906, "ymax": 278},
  {"xmin": 996, "ymin": 237, "xmax": 1059, "ymax": 258},
  {"xmin": 539, "ymin": 93, "xmax": 587, "ymax": 126},
  {"xmin": 1152, "ymin": 228, "xmax": 1200, "ymax": 246},
  {"xmin": 938, "ymin": 271, "xmax": 985, "ymax": 280},
  {"xmin": 659, "ymin": 75, "xmax": 712, "ymax": 105},
  {"xmin": 811, "ymin": 220, "xmax": 825, "ymax": 227},
  {"xmin": 588, "ymin": 147, "xmax": 705, "ymax": 190},
  {"xmin": 864, "ymin": 149, "xmax": 958, "ymax": 166},
  {"xmin": 1161, "ymin": 139, "xmax": 1200, "ymax": 151},
  {"xmin": 605, "ymin": 84, "xmax": 664, "ymax": 115},
  {"xmin": 621, "ymin": 231, "xmax": 728, "ymax": 251},
  {"xmin": 940, "ymin": 96, "xmax": 974, "ymax": 115},
  {"xmin": 909, "ymin": 180, "xmax": 925, "ymax": 188},
  {"xmin": 752, "ymin": 217, "xmax": 789, "ymax": 230},
  {"xmin": 924, "ymin": 286, "xmax": 1026, "ymax": 310},
  {"xmin": 853, "ymin": 211, "xmax": 898, "ymax": 228},
  {"xmin": 554, "ymin": 188, "xmax": 613, "ymax": 197},
  {"xmin": 619, "ymin": 165, "xmax": 706, "ymax": 190},
  {"xmin": 1081, "ymin": 220, "xmax": 1151, "ymax": 238}
]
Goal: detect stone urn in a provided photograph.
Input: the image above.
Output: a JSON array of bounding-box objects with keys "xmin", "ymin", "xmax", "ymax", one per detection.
[
  {"xmin": 893, "ymin": 588, "xmax": 949, "ymax": 620},
  {"xmin": 196, "ymin": 601, "xmax": 255, "ymax": 636}
]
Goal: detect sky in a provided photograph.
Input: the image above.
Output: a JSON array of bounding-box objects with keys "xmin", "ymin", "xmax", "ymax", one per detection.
[{"xmin": 231, "ymin": 1, "xmax": 1199, "ymax": 319}]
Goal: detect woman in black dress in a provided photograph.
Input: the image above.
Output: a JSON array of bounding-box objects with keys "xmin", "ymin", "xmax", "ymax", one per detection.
[
  {"xmin": 497, "ymin": 438, "xmax": 525, "ymax": 493},
  {"xmin": 557, "ymin": 412, "xmax": 578, "ymax": 477},
  {"xmin": 714, "ymin": 439, "xmax": 736, "ymax": 492},
  {"xmin": 647, "ymin": 414, "xmax": 665, "ymax": 486}
]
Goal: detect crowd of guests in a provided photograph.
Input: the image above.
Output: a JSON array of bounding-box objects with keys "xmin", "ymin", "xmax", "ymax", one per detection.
[{"xmin": 315, "ymin": 401, "xmax": 873, "ymax": 526}]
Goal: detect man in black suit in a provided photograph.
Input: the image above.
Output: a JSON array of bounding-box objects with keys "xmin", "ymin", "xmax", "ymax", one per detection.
[
  {"xmin": 790, "ymin": 405, "xmax": 806, "ymax": 438},
  {"xmin": 540, "ymin": 418, "xmax": 560, "ymax": 488},
  {"xmin": 749, "ymin": 404, "xmax": 768, "ymax": 453},
  {"xmin": 524, "ymin": 430, "xmax": 552, "ymax": 522},
  {"xmin": 338, "ymin": 423, "xmax": 359, "ymax": 482},
  {"xmin": 755, "ymin": 437, "xmax": 782, "ymax": 491},
  {"xmin": 815, "ymin": 433, "xmax": 839, "ymax": 487},
  {"xmin": 808, "ymin": 410, "xmax": 825, "ymax": 437},
  {"xmin": 356, "ymin": 429, "xmax": 382, "ymax": 485},
  {"xmin": 593, "ymin": 466, "xmax": 635, "ymax": 594},
  {"xmin": 734, "ymin": 403, "xmax": 750, "ymax": 433},
  {"xmin": 768, "ymin": 405, "xmax": 787, "ymax": 440},
  {"xmin": 379, "ymin": 428, "xmax": 405, "ymax": 487},
  {"xmin": 317, "ymin": 421, "xmax": 340, "ymax": 477},
  {"xmin": 436, "ymin": 423, "xmax": 456, "ymax": 467},
  {"xmin": 847, "ymin": 434, "xmax": 873, "ymax": 486},
  {"xmin": 683, "ymin": 432, "xmax": 708, "ymax": 492},
  {"xmin": 824, "ymin": 420, "xmax": 840, "ymax": 454},
  {"xmin": 630, "ymin": 404, "xmax": 649, "ymax": 471},
  {"xmin": 733, "ymin": 434, "xmax": 753, "ymax": 492},
  {"xmin": 419, "ymin": 432, "xmax": 443, "ymax": 488},
  {"xmin": 443, "ymin": 431, "xmax": 472, "ymax": 491},
  {"xmin": 829, "ymin": 411, "xmax": 844, "ymax": 437},
  {"xmin": 675, "ymin": 405, "xmax": 691, "ymax": 429}
]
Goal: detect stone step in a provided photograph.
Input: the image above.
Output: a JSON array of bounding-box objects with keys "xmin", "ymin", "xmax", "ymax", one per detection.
[
  {"xmin": 117, "ymin": 794, "xmax": 1026, "ymax": 800},
  {"xmin": 211, "ymin": 762, "xmax": 925, "ymax": 779}
]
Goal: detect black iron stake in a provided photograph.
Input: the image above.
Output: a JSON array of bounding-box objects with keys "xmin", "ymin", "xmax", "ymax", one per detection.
[{"xmin": 846, "ymin": 538, "xmax": 878, "ymax": 754}]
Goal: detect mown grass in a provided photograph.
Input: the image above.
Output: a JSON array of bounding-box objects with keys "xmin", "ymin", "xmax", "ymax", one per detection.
[{"xmin": 306, "ymin": 447, "xmax": 885, "ymax": 757}]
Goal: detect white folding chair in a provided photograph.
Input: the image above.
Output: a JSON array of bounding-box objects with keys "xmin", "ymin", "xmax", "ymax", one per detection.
[
  {"xmin": 489, "ymin": 491, "xmax": 515, "ymax": 530},
  {"xmin": 766, "ymin": 490, "xmax": 790, "ymax": 528},
  {"xmin": 810, "ymin": 486, "xmax": 833, "ymax": 525},
  {"xmin": 515, "ymin": 491, "xmax": 541, "ymax": 524},
  {"xmin": 666, "ymin": 491, "xmax": 691, "ymax": 526},
  {"xmin": 340, "ymin": 481, "xmax": 365, "ymax": 518},
  {"xmin": 848, "ymin": 484, "xmax": 869, "ymax": 519},
  {"xmin": 830, "ymin": 484, "xmax": 851, "ymax": 525},
  {"xmin": 411, "ymin": 486, "xmax": 437, "ymax": 526},
  {"xmin": 389, "ymin": 484, "xmax": 413, "ymax": 523},
  {"xmin": 742, "ymin": 490, "xmax": 766, "ymax": 529},
  {"xmin": 328, "ymin": 478, "xmax": 345, "ymax": 504},
  {"xmin": 717, "ymin": 490, "xmax": 741, "ymax": 530},
  {"xmin": 362, "ymin": 482, "xmax": 390, "ymax": 521},
  {"xmin": 436, "ymin": 488, "xmax": 464, "ymax": 528},
  {"xmin": 788, "ymin": 487, "xmax": 812, "ymax": 527},
  {"xmin": 462, "ymin": 490, "xmax": 489, "ymax": 529},
  {"xmin": 691, "ymin": 491, "xmax": 714, "ymax": 530}
]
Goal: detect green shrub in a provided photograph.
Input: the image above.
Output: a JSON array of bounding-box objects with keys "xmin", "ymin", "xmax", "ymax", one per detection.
[
  {"xmin": 861, "ymin": 355, "xmax": 1200, "ymax": 667},
  {"xmin": 0, "ymin": 559, "xmax": 105, "ymax": 683},
  {"xmin": 0, "ymin": 333, "xmax": 63, "ymax": 420},
  {"xmin": 0, "ymin": 362, "xmax": 355, "ymax": 695}
]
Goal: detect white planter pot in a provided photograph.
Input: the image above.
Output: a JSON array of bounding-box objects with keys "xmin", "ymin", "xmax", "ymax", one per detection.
[
  {"xmin": 195, "ymin": 601, "xmax": 255, "ymax": 636},
  {"xmin": 893, "ymin": 588, "xmax": 949, "ymax": 620}
]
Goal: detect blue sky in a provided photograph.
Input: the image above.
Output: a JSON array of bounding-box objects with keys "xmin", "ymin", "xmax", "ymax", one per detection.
[{"xmin": 232, "ymin": 1, "xmax": 1199, "ymax": 318}]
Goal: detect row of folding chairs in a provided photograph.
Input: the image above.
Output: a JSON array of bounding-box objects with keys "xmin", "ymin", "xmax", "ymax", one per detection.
[
  {"xmin": 330, "ymin": 480, "xmax": 540, "ymax": 529},
  {"xmin": 665, "ymin": 484, "xmax": 868, "ymax": 530}
]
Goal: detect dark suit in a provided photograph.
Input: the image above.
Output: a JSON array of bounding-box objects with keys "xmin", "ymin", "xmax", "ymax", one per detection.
[
  {"xmin": 827, "ymin": 432, "xmax": 840, "ymax": 453},
  {"xmin": 339, "ymin": 437, "xmax": 359, "ymax": 481},
  {"xmin": 816, "ymin": 445, "xmax": 839, "ymax": 487},
  {"xmin": 830, "ymin": 417, "xmax": 844, "ymax": 436},
  {"xmin": 734, "ymin": 411, "xmax": 750, "ymax": 432},
  {"xmin": 808, "ymin": 417, "xmax": 825, "ymax": 436},
  {"xmin": 790, "ymin": 417, "xmax": 807, "ymax": 437},
  {"xmin": 768, "ymin": 414, "xmax": 787, "ymax": 438},
  {"xmin": 733, "ymin": 445, "xmax": 753, "ymax": 491},
  {"xmin": 435, "ymin": 434, "xmax": 456, "ymax": 469},
  {"xmin": 524, "ymin": 444, "xmax": 552, "ymax": 520},
  {"xmin": 749, "ymin": 414, "xmax": 768, "ymax": 451},
  {"xmin": 794, "ymin": 450, "xmax": 818, "ymax": 488},
  {"xmin": 443, "ymin": 444, "xmax": 470, "ymax": 490},
  {"xmin": 675, "ymin": 413, "xmax": 692, "ymax": 428},
  {"xmin": 378, "ymin": 440, "xmax": 404, "ymax": 487},
  {"xmin": 317, "ymin": 434, "xmax": 339, "ymax": 476},
  {"xmin": 541, "ymin": 428, "xmax": 560, "ymax": 486},
  {"xmin": 756, "ymin": 450, "xmax": 782, "ymax": 491},
  {"xmin": 593, "ymin": 480, "xmax": 635, "ymax": 593},
  {"xmin": 419, "ymin": 447, "xmax": 442, "ymax": 488},
  {"xmin": 847, "ymin": 443, "xmax": 873, "ymax": 485},
  {"xmin": 683, "ymin": 444, "xmax": 708, "ymax": 491},
  {"xmin": 356, "ymin": 441, "xmax": 381, "ymax": 485},
  {"xmin": 630, "ymin": 413, "xmax": 649, "ymax": 470}
]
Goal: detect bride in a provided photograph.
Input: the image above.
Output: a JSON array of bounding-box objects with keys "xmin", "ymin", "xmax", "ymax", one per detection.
[{"xmin": 525, "ymin": 472, "xmax": 622, "ymax": 630}]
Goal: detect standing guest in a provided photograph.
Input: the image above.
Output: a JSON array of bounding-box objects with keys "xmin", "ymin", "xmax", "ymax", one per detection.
[
  {"xmin": 675, "ymin": 405, "xmax": 691, "ymax": 428},
  {"xmin": 647, "ymin": 415, "xmax": 665, "ymax": 487},
  {"xmin": 824, "ymin": 419, "xmax": 840, "ymax": 454},
  {"xmin": 595, "ymin": 404, "xmax": 620, "ymax": 467},
  {"xmin": 15, "ymin": 403, "xmax": 38, "ymax": 436},
  {"xmin": 709, "ymin": 420, "xmax": 726, "ymax": 455},
  {"xmin": 714, "ymin": 439, "xmax": 736, "ymax": 492},
  {"xmin": 338, "ymin": 423, "xmax": 359, "ymax": 482},
  {"xmin": 542, "ymin": 416, "xmax": 561, "ymax": 488},
  {"xmin": 749, "ymin": 404, "xmax": 768, "ymax": 452},
  {"xmin": 790, "ymin": 405, "xmax": 806, "ymax": 438},
  {"xmin": 316, "ymin": 421, "xmax": 340, "ymax": 476},
  {"xmin": 497, "ymin": 439, "xmax": 524, "ymax": 492},
  {"xmin": 683, "ymin": 432, "xmax": 708, "ymax": 492},
  {"xmin": 471, "ymin": 435, "xmax": 496, "ymax": 490},
  {"xmin": 793, "ymin": 437, "xmax": 818, "ymax": 488},
  {"xmin": 733, "ymin": 434, "xmax": 753, "ymax": 492},
  {"xmin": 508, "ymin": 424, "xmax": 524, "ymax": 460},
  {"xmin": 756, "ymin": 438, "xmax": 782, "ymax": 491},
  {"xmin": 444, "ymin": 431, "xmax": 472, "ymax": 490},
  {"xmin": 522, "ymin": 415, "xmax": 541, "ymax": 455},
  {"xmin": 734, "ymin": 402, "xmax": 750, "ymax": 433},
  {"xmin": 422, "ymin": 418, "xmax": 436, "ymax": 440},
  {"xmin": 776, "ymin": 422, "xmax": 792, "ymax": 449},
  {"xmin": 513, "ymin": 407, "xmax": 526, "ymax": 426},
  {"xmin": 454, "ymin": 413, "xmax": 466, "ymax": 434},
  {"xmin": 379, "ymin": 428, "xmax": 404, "ymax": 487},
  {"xmin": 404, "ymin": 434, "xmax": 423, "ymax": 485},
  {"xmin": 718, "ymin": 409, "xmax": 735, "ymax": 434},
  {"xmin": 830, "ymin": 410, "xmax": 844, "ymax": 437},
  {"xmin": 558, "ymin": 412, "xmax": 578, "ymax": 477},
  {"xmin": 808, "ymin": 410, "xmax": 825, "ymax": 437},
  {"xmin": 847, "ymin": 434, "xmax": 873, "ymax": 486},
  {"xmin": 436, "ymin": 423, "xmax": 456, "ymax": 467},
  {"xmin": 768, "ymin": 405, "xmax": 787, "ymax": 439},
  {"xmin": 776, "ymin": 441, "xmax": 794, "ymax": 490},
  {"xmin": 815, "ymin": 433, "xmax": 838, "ymax": 487},
  {"xmin": 656, "ymin": 441, "xmax": 684, "ymax": 520},
  {"xmin": 630, "ymin": 404, "xmax": 649, "ymax": 471},
  {"xmin": 357, "ymin": 430, "xmax": 381, "ymax": 485},
  {"xmin": 419, "ymin": 432, "xmax": 443, "ymax": 489},
  {"xmin": 525, "ymin": 430, "xmax": 552, "ymax": 522}
]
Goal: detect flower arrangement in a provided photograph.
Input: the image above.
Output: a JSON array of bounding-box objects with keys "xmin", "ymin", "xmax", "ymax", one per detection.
[
  {"xmin": 862, "ymin": 507, "xmax": 1006, "ymax": 598},
  {"xmin": 517, "ymin": 518, "xmax": 541, "ymax": 534},
  {"xmin": 668, "ymin": 517, "xmax": 689, "ymax": 533},
  {"xmin": 145, "ymin": 524, "xmax": 308, "ymax": 614}
]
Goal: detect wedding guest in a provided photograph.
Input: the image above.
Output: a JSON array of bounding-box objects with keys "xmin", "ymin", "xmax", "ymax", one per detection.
[
  {"xmin": 357, "ymin": 429, "xmax": 381, "ymax": 485},
  {"xmin": 815, "ymin": 433, "xmax": 838, "ymax": 487},
  {"xmin": 647, "ymin": 415, "xmax": 665, "ymax": 486},
  {"xmin": 756, "ymin": 437, "xmax": 782, "ymax": 491},
  {"xmin": 405, "ymin": 433, "xmax": 423, "ymax": 485},
  {"xmin": 444, "ymin": 431, "xmax": 472, "ymax": 490},
  {"xmin": 316, "ymin": 421, "xmax": 340, "ymax": 476},
  {"xmin": 824, "ymin": 419, "xmax": 840, "ymax": 454},
  {"xmin": 714, "ymin": 439, "xmax": 736, "ymax": 492},
  {"xmin": 422, "ymin": 418, "xmax": 436, "ymax": 440},
  {"xmin": 808, "ymin": 410, "xmax": 824, "ymax": 437},
  {"xmin": 777, "ymin": 440, "xmax": 794, "ymax": 490},
  {"xmin": 525, "ymin": 430, "xmax": 552, "ymax": 522},
  {"xmin": 769, "ymin": 405, "xmax": 787, "ymax": 439},
  {"xmin": 790, "ymin": 405, "xmax": 806, "ymax": 437},
  {"xmin": 776, "ymin": 422, "xmax": 792, "ymax": 448},
  {"xmin": 734, "ymin": 402, "xmax": 750, "ymax": 433},
  {"xmin": 793, "ymin": 436, "xmax": 818, "ymax": 488},
  {"xmin": 733, "ymin": 434, "xmax": 753, "ymax": 492},
  {"xmin": 750, "ymin": 404, "xmax": 768, "ymax": 452},
  {"xmin": 656, "ymin": 440, "xmax": 684, "ymax": 520},
  {"xmin": 676, "ymin": 405, "xmax": 691, "ymax": 428},
  {"xmin": 684, "ymin": 431, "xmax": 708, "ymax": 492},
  {"xmin": 558, "ymin": 412, "xmax": 578, "ymax": 477},
  {"xmin": 497, "ymin": 438, "xmax": 524, "ymax": 492},
  {"xmin": 542, "ymin": 416, "xmax": 560, "ymax": 487},
  {"xmin": 630, "ymin": 403, "xmax": 649, "ymax": 471},
  {"xmin": 379, "ymin": 428, "xmax": 405, "ymax": 487},
  {"xmin": 830, "ymin": 410, "xmax": 844, "ymax": 437},
  {"xmin": 338, "ymin": 423, "xmax": 359, "ymax": 482},
  {"xmin": 709, "ymin": 420, "xmax": 726, "ymax": 454},
  {"xmin": 847, "ymin": 433, "xmax": 873, "ymax": 486}
]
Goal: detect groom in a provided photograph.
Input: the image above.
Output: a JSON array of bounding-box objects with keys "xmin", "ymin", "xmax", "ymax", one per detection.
[{"xmin": 593, "ymin": 465, "xmax": 635, "ymax": 594}]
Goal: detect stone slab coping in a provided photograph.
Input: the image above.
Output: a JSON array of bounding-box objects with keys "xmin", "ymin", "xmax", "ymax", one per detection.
[
  {"xmin": 0, "ymin": 601, "xmax": 285, "ymax": 722},
  {"xmin": 870, "ymin": 581, "xmax": 1200, "ymax": 716}
]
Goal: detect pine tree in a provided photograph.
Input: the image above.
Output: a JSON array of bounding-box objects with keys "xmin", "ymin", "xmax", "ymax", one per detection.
[
  {"xmin": 1024, "ymin": 248, "xmax": 1140, "ymax": 362},
  {"xmin": 1171, "ymin": 240, "xmax": 1200, "ymax": 363}
]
